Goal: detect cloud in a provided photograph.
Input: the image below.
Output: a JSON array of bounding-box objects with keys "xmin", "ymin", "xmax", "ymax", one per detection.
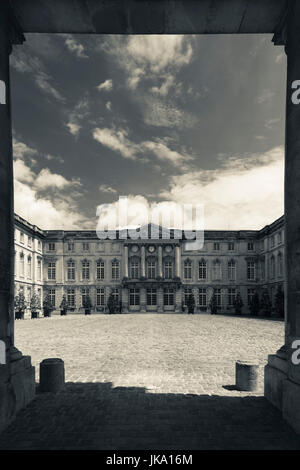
[
  {"xmin": 265, "ymin": 118, "xmax": 280, "ymax": 130},
  {"xmin": 13, "ymin": 138, "xmax": 85, "ymax": 229},
  {"xmin": 159, "ymin": 146, "xmax": 284, "ymax": 230},
  {"xmin": 93, "ymin": 126, "xmax": 193, "ymax": 167},
  {"xmin": 100, "ymin": 35, "xmax": 193, "ymax": 92},
  {"xmin": 142, "ymin": 95, "xmax": 197, "ymax": 128},
  {"xmin": 97, "ymin": 79, "xmax": 113, "ymax": 92},
  {"xmin": 93, "ymin": 127, "xmax": 138, "ymax": 160},
  {"xmin": 63, "ymin": 35, "xmax": 88, "ymax": 59},
  {"xmin": 99, "ymin": 184, "xmax": 117, "ymax": 194},
  {"xmin": 10, "ymin": 48, "xmax": 65, "ymax": 102},
  {"xmin": 106, "ymin": 101, "xmax": 112, "ymax": 111},
  {"xmin": 65, "ymin": 96, "xmax": 90, "ymax": 137}
]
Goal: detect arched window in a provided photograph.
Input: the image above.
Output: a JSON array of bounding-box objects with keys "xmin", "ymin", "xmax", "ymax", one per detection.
[
  {"xmin": 164, "ymin": 259, "xmax": 173, "ymax": 279},
  {"xmin": 184, "ymin": 259, "xmax": 192, "ymax": 279},
  {"xmin": 27, "ymin": 256, "xmax": 31, "ymax": 279},
  {"xmin": 130, "ymin": 258, "xmax": 139, "ymax": 278},
  {"xmin": 67, "ymin": 259, "xmax": 75, "ymax": 280},
  {"xmin": 198, "ymin": 259, "xmax": 207, "ymax": 280},
  {"xmin": 82, "ymin": 260, "xmax": 90, "ymax": 280},
  {"xmin": 212, "ymin": 259, "xmax": 222, "ymax": 280},
  {"xmin": 270, "ymin": 256, "xmax": 275, "ymax": 279},
  {"xmin": 112, "ymin": 259, "xmax": 120, "ymax": 280},
  {"xmin": 20, "ymin": 252, "xmax": 24, "ymax": 277},
  {"xmin": 147, "ymin": 258, "xmax": 156, "ymax": 279},
  {"xmin": 228, "ymin": 259, "xmax": 236, "ymax": 280},
  {"xmin": 37, "ymin": 258, "xmax": 42, "ymax": 281},
  {"xmin": 96, "ymin": 259, "xmax": 105, "ymax": 280},
  {"xmin": 277, "ymin": 252, "xmax": 283, "ymax": 277}
]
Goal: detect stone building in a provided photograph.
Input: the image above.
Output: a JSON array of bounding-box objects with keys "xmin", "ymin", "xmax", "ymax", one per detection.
[{"xmin": 14, "ymin": 213, "xmax": 285, "ymax": 315}]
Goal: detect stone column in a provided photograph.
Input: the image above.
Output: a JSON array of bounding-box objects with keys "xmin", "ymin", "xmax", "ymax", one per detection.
[
  {"xmin": 0, "ymin": 4, "xmax": 35, "ymax": 433},
  {"xmin": 124, "ymin": 245, "xmax": 129, "ymax": 278},
  {"xmin": 175, "ymin": 245, "xmax": 181, "ymax": 278},
  {"xmin": 158, "ymin": 245, "xmax": 163, "ymax": 278},
  {"xmin": 141, "ymin": 245, "xmax": 146, "ymax": 277}
]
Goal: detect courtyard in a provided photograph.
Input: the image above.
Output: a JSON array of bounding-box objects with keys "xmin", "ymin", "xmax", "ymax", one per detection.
[{"xmin": 0, "ymin": 313, "xmax": 299, "ymax": 449}]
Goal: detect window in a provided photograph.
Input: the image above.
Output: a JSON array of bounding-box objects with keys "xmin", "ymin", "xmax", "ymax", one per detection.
[
  {"xmin": 49, "ymin": 289, "xmax": 55, "ymax": 307},
  {"xmin": 147, "ymin": 288, "xmax": 157, "ymax": 306},
  {"xmin": 38, "ymin": 240, "xmax": 41, "ymax": 251},
  {"xmin": 184, "ymin": 260, "xmax": 192, "ymax": 279},
  {"xmin": 260, "ymin": 259, "xmax": 265, "ymax": 280},
  {"xmin": 247, "ymin": 261, "xmax": 255, "ymax": 280},
  {"xmin": 164, "ymin": 288, "xmax": 174, "ymax": 306},
  {"xmin": 278, "ymin": 253, "xmax": 283, "ymax": 277},
  {"xmin": 130, "ymin": 259, "xmax": 139, "ymax": 278},
  {"xmin": 278, "ymin": 231, "xmax": 282, "ymax": 245},
  {"xmin": 37, "ymin": 258, "xmax": 42, "ymax": 281},
  {"xmin": 48, "ymin": 243, "xmax": 55, "ymax": 251},
  {"xmin": 96, "ymin": 287, "xmax": 105, "ymax": 307},
  {"xmin": 67, "ymin": 288, "xmax": 75, "ymax": 307},
  {"xmin": 82, "ymin": 260, "xmax": 90, "ymax": 280},
  {"xmin": 81, "ymin": 288, "xmax": 90, "ymax": 306},
  {"xmin": 228, "ymin": 260, "xmax": 236, "ymax": 281},
  {"xmin": 48, "ymin": 261, "xmax": 56, "ymax": 280},
  {"xmin": 198, "ymin": 288, "xmax": 207, "ymax": 307},
  {"xmin": 129, "ymin": 288, "xmax": 140, "ymax": 306},
  {"xmin": 28, "ymin": 236, "xmax": 32, "ymax": 247},
  {"xmin": 213, "ymin": 242, "xmax": 220, "ymax": 251},
  {"xmin": 26, "ymin": 286, "xmax": 31, "ymax": 302},
  {"xmin": 83, "ymin": 242, "xmax": 89, "ymax": 251},
  {"xmin": 96, "ymin": 259, "xmax": 105, "ymax": 280},
  {"xmin": 147, "ymin": 259, "xmax": 156, "ymax": 279},
  {"xmin": 112, "ymin": 260, "xmax": 120, "ymax": 280},
  {"xmin": 228, "ymin": 242, "xmax": 234, "ymax": 251},
  {"xmin": 270, "ymin": 236, "xmax": 275, "ymax": 248},
  {"xmin": 67, "ymin": 260, "xmax": 75, "ymax": 280},
  {"xmin": 20, "ymin": 232, "xmax": 24, "ymax": 244},
  {"xmin": 247, "ymin": 288, "xmax": 255, "ymax": 306},
  {"xmin": 112, "ymin": 288, "xmax": 119, "ymax": 304},
  {"xmin": 27, "ymin": 257, "xmax": 32, "ymax": 279},
  {"xmin": 68, "ymin": 242, "xmax": 74, "ymax": 251},
  {"xmin": 228, "ymin": 288, "xmax": 236, "ymax": 306},
  {"xmin": 270, "ymin": 256, "xmax": 275, "ymax": 279},
  {"xmin": 247, "ymin": 242, "xmax": 254, "ymax": 251},
  {"xmin": 20, "ymin": 253, "xmax": 24, "ymax": 277},
  {"xmin": 164, "ymin": 260, "xmax": 173, "ymax": 279},
  {"xmin": 184, "ymin": 288, "xmax": 192, "ymax": 306},
  {"xmin": 260, "ymin": 239, "xmax": 264, "ymax": 251},
  {"xmin": 214, "ymin": 288, "xmax": 222, "ymax": 307},
  {"xmin": 212, "ymin": 259, "xmax": 222, "ymax": 280},
  {"xmin": 198, "ymin": 259, "xmax": 207, "ymax": 279}
]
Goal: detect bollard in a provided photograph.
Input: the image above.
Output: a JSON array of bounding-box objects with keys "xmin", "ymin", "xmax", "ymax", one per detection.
[
  {"xmin": 235, "ymin": 361, "xmax": 259, "ymax": 391},
  {"xmin": 39, "ymin": 358, "xmax": 65, "ymax": 393}
]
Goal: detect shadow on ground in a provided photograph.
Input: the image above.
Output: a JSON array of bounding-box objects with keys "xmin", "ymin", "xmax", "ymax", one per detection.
[{"xmin": 0, "ymin": 382, "xmax": 299, "ymax": 450}]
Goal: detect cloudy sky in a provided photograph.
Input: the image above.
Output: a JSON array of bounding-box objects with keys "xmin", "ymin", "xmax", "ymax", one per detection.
[{"xmin": 10, "ymin": 33, "xmax": 286, "ymax": 230}]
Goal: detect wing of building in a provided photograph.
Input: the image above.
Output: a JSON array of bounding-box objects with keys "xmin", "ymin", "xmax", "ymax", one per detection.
[{"xmin": 14, "ymin": 213, "xmax": 285, "ymax": 316}]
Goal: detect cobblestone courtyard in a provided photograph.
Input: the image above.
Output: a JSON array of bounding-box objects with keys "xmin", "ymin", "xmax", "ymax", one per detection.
[{"xmin": 1, "ymin": 313, "xmax": 300, "ymax": 450}]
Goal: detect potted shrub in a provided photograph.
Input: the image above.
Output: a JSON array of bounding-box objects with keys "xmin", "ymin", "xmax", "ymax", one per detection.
[
  {"xmin": 60, "ymin": 295, "xmax": 68, "ymax": 316},
  {"xmin": 209, "ymin": 293, "xmax": 218, "ymax": 315},
  {"xmin": 83, "ymin": 295, "xmax": 92, "ymax": 315},
  {"xmin": 107, "ymin": 292, "xmax": 117, "ymax": 314},
  {"xmin": 187, "ymin": 293, "xmax": 195, "ymax": 314},
  {"xmin": 274, "ymin": 286, "xmax": 284, "ymax": 318},
  {"xmin": 30, "ymin": 292, "xmax": 41, "ymax": 319},
  {"xmin": 260, "ymin": 289, "xmax": 272, "ymax": 317},
  {"xmin": 14, "ymin": 292, "xmax": 26, "ymax": 320},
  {"xmin": 249, "ymin": 292, "xmax": 260, "ymax": 317},
  {"xmin": 43, "ymin": 294, "xmax": 54, "ymax": 317},
  {"xmin": 233, "ymin": 291, "xmax": 243, "ymax": 315}
]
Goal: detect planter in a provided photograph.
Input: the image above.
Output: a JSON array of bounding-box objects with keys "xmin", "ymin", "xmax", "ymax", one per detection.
[
  {"xmin": 60, "ymin": 309, "xmax": 67, "ymax": 316},
  {"xmin": 31, "ymin": 311, "xmax": 39, "ymax": 319},
  {"xmin": 44, "ymin": 311, "xmax": 51, "ymax": 317},
  {"xmin": 84, "ymin": 309, "xmax": 91, "ymax": 315},
  {"xmin": 15, "ymin": 310, "xmax": 24, "ymax": 320}
]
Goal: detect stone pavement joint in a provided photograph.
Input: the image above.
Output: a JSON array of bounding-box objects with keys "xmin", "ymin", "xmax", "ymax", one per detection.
[{"xmin": 0, "ymin": 314, "xmax": 299, "ymax": 450}]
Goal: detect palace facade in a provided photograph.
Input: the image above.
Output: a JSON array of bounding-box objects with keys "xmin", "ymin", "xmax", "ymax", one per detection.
[{"xmin": 14, "ymin": 213, "xmax": 285, "ymax": 315}]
